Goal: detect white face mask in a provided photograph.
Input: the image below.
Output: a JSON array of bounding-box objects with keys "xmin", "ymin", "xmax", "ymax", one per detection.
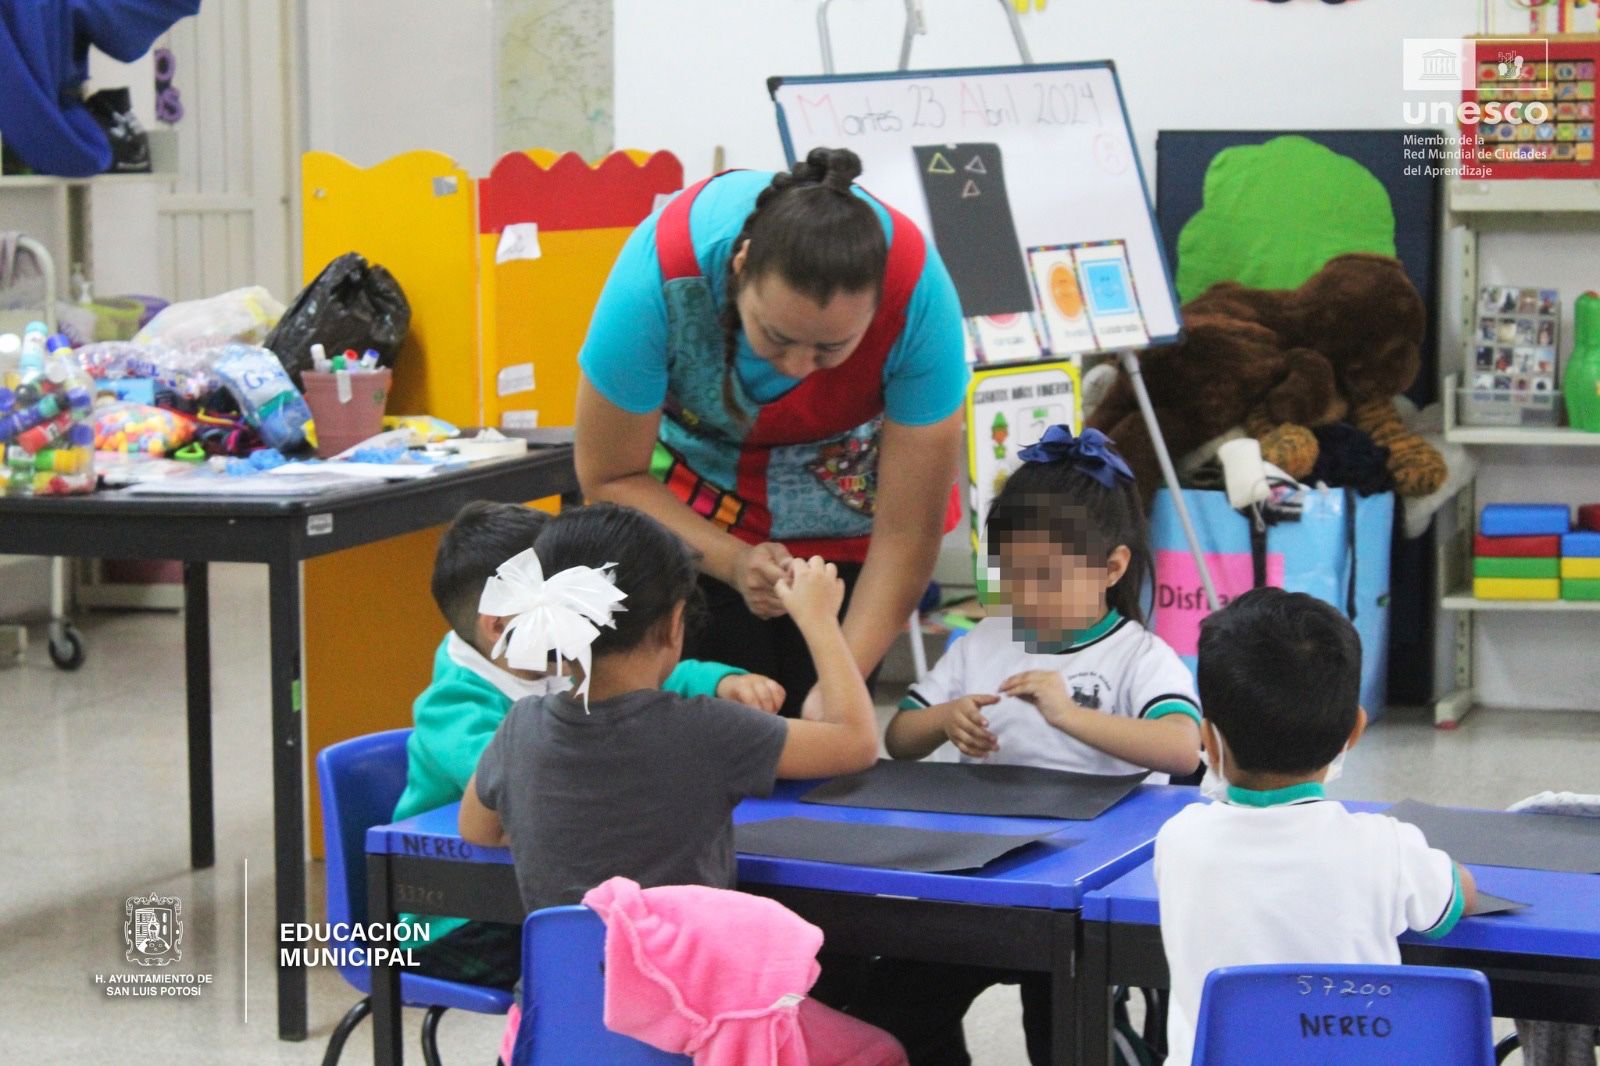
[
  {"xmin": 519, "ymin": 672, "xmax": 571, "ymax": 700},
  {"xmin": 1198, "ymin": 721, "xmax": 1229, "ymax": 802},
  {"xmin": 1325, "ymin": 744, "xmax": 1350, "ymax": 784}
]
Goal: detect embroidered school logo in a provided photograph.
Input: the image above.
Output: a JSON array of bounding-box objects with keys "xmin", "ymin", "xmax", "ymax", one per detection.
[
  {"xmin": 807, "ymin": 431, "xmax": 879, "ymax": 515},
  {"xmin": 1068, "ymin": 671, "xmax": 1111, "ymax": 711},
  {"xmin": 125, "ymin": 893, "xmax": 183, "ymax": 967}
]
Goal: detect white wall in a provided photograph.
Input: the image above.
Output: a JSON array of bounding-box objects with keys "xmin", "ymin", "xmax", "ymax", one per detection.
[
  {"xmin": 616, "ymin": 0, "xmax": 1479, "ymax": 183},
  {"xmin": 304, "ymin": 0, "xmax": 497, "ymax": 174}
]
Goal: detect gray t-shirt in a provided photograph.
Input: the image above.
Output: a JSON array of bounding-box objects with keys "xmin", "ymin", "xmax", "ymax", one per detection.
[{"xmin": 475, "ymin": 687, "xmax": 789, "ymax": 913}]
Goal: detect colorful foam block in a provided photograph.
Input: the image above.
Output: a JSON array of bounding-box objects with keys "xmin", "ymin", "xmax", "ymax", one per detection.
[
  {"xmin": 1474, "ymin": 577, "xmax": 1561, "ymax": 600},
  {"xmin": 1562, "ymin": 577, "xmax": 1600, "ymax": 601},
  {"xmin": 1562, "ymin": 531, "xmax": 1600, "ymax": 558},
  {"xmin": 1475, "ymin": 557, "xmax": 1560, "ymax": 579},
  {"xmin": 1579, "ymin": 504, "xmax": 1600, "ymax": 532},
  {"xmin": 1562, "ymin": 557, "xmax": 1600, "ymax": 579},
  {"xmin": 1479, "ymin": 504, "xmax": 1571, "ymax": 537},
  {"xmin": 1472, "ymin": 533, "xmax": 1561, "ymax": 558}
]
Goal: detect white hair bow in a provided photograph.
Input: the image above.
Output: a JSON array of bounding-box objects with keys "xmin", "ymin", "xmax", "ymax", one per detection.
[{"xmin": 478, "ymin": 548, "xmax": 626, "ymax": 707}]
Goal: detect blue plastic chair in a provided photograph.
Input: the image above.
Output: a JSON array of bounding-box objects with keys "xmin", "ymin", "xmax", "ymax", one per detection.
[
  {"xmin": 1191, "ymin": 963, "xmax": 1494, "ymax": 1066},
  {"xmin": 316, "ymin": 729, "xmax": 515, "ymax": 1066},
  {"xmin": 510, "ymin": 906, "xmax": 689, "ymax": 1066}
]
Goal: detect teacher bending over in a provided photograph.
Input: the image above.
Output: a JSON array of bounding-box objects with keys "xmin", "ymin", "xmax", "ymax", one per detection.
[{"xmin": 575, "ymin": 147, "xmax": 968, "ymax": 718}]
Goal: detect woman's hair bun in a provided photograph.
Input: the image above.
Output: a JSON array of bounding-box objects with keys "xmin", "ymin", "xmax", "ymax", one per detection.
[{"xmin": 798, "ymin": 147, "xmax": 862, "ymax": 192}]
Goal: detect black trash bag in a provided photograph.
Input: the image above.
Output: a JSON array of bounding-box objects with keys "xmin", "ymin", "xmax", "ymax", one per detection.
[{"xmin": 265, "ymin": 253, "xmax": 410, "ymax": 388}]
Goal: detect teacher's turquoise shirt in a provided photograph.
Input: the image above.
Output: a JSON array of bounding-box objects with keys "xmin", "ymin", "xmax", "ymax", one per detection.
[{"xmin": 580, "ymin": 170, "xmax": 970, "ymax": 426}]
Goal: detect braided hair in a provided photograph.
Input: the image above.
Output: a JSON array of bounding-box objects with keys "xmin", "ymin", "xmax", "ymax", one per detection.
[{"xmin": 717, "ymin": 147, "xmax": 888, "ymax": 416}]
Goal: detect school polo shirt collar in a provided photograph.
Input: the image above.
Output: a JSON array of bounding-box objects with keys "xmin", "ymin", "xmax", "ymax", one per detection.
[
  {"xmin": 1224, "ymin": 781, "xmax": 1327, "ymax": 808},
  {"xmin": 1023, "ymin": 609, "xmax": 1127, "ymax": 655}
]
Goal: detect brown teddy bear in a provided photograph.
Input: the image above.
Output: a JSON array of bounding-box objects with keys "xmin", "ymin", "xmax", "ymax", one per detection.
[{"xmin": 1088, "ymin": 253, "xmax": 1445, "ymax": 499}]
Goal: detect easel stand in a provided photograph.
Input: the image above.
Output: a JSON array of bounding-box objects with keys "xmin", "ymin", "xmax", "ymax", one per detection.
[
  {"xmin": 1118, "ymin": 348, "xmax": 1220, "ymax": 612},
  {"xmin": 817, "ymin": 0, "xmax": 1032, "ymax": 74}
]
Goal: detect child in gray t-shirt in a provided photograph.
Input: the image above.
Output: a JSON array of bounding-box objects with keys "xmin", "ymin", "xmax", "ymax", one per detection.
[{"xmin": 460, "ymin": 502, "xmax": 881, "ymax": 914}]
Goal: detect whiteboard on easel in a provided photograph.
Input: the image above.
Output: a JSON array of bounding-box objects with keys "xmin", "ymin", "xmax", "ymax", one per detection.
[{"xmin": 769, "ymin": 63, "xmax": 1181, "ymax": 363}]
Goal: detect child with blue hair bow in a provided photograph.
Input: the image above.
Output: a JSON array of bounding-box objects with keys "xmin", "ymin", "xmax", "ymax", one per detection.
[{"xmin": 870, "ymin": 426, "xmax": 1201, "ymax": 1066}]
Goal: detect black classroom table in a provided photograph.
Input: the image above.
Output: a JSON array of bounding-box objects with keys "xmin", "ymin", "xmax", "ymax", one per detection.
[{"xmin": 0, "ymin": 448, "xmax": 580, "ymax": 1040}]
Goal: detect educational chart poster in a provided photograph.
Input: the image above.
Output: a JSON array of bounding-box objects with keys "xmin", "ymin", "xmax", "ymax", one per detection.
[
  {"xmin": 965, "ymin": 361, "xmax": 1082, "ymax": 581},
  {"xmin": 1028, "ymin": 240, "xmax": 1148, "ymax": 355},
  {"xmin": 912, "ymin": 142, "xmax": 1034, "ymax": 319}
]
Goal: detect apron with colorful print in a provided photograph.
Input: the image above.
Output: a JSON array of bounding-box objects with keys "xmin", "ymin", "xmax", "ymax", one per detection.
[{"xmin": 650, "ymin": 173, "xmax": 930, "ymax": 563}]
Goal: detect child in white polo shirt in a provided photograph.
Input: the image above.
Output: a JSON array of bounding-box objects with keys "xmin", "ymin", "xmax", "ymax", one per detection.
[
  {"xmin": 1154, "ymin": 587, "xmax": 1478, "ymax": 1066},
  {"xmin": 864, "ymin": 427, "xmax": 1200, "ymax": 1066},
  {"xmin": 886, "ymin": 425, "xmax": 1201, "ymax": 781}
]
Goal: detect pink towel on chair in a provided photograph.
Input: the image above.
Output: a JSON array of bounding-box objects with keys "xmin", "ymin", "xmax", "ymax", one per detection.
[{"xmin": 582, "ymin": 877, "xmax": 906, "ymax": 1066}]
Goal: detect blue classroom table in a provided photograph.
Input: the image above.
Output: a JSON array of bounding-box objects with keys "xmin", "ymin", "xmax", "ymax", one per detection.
[
  {"xmin": 361, "ymin": 780, "xmax": 1203, "ymax": 1065},
  {"xmin": 1077, "ymin": 803, "xmax": 1600, "ymax": 1066}
]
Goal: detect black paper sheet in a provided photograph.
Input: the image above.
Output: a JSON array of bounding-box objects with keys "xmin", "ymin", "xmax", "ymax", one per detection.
[
  {"xmin": 913, "ymin": 143, "xmax": 1034, "ymax": 318},
  {"xmin": 801, "ymin": 760, "xmax": 1148, "ymax": 820},
  {"xmin": 736, "ymin": 816, "xmax": 1063, "ymax": 873},
  {"xmin": 1387, "ymin": 799, "xmax": 1600, "ymax": 875}
]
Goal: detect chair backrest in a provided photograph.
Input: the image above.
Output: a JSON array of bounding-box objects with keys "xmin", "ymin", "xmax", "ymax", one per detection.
[
  {"xmin": 314, "ymin": 729, "xmax": 413, "ymax": 980},
  {"xmin": 1192, "ymin": 963, "xmax": 1494, "ymax": 1066},
  {"xmin": 512, "ymin": 906, "xmax": 689, "ymax": 1066}
]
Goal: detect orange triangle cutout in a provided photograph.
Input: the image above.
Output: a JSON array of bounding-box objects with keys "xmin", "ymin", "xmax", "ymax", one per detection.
[{"xmin": 961, "ymin": 179, "xmax": 981, "ymax": 198}]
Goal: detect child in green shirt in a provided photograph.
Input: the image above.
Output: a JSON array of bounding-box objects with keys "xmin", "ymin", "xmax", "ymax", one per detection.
[{"xmin": 396, "ymin": 501, "xmax": 782, "ymax": 989}]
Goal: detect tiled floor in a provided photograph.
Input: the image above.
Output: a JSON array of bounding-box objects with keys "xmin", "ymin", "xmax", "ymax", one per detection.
[{"xmin": 5, "ymin": 563, "xmax": 1591, "ymax": 1063}]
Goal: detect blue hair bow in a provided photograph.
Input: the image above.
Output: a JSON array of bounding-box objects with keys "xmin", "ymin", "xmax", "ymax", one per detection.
[{"xmin": 1016, "ymin": 426, "xmax": 1134, "ymax": 489}]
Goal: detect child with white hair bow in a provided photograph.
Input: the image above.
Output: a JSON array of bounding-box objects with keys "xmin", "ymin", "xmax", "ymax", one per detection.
[{"xmin": 460, "ymin": 501, "xmax": 879, "ymax": 918}]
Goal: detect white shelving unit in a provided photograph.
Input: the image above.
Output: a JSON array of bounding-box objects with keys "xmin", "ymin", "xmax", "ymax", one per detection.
[
  {"xmin": 1449, "ymin": 179, "xmax": 1600, "ymax": 215},
  {"xmin": 1435, "ymin": 186, "xmax": 1600, "ymax": 727}
]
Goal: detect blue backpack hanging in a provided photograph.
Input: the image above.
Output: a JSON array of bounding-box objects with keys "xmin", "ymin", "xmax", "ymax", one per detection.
[{"xmin": 1148, "ymin": 487, "xmax": 1394, "ymax": 715}]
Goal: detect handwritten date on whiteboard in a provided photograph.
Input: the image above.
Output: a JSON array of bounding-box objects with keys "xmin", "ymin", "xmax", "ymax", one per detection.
[{"xmin": 790, "ymin": 78, "xmax": 1106, "ymax": 140}]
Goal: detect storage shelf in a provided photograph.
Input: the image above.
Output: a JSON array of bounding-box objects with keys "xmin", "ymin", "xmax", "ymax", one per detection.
[
  {"xmin": 1441, "ymin": 589, "xmax": 1600, "ymax": 612},
  {"xmin": 1449, "ymin": 180, "xmax": 1600, "ymax": 214},
  {"xmin": 1446, "ymin": 424, "xmax": 1600, "ymax": 446},
  {"xmin": 1441, "ymin": 375, "xmax": 1600, "ymax": 446},
  {"xmin": 0, "ymin": 172, "xmax": 176, "ymax": 190}
]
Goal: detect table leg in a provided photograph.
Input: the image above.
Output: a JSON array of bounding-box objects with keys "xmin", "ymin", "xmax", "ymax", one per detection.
[
  {"xmin": 183, "ymin": 561, "xmax": 215, "ymax": 870},
  {"xmin": 1051, "ymin": 914, "xmax": 1077, "ymax": 1066},
  {"xmin": 269, "ymin": 557, "xmax": 308, "ymax": 1041},
  {"xmin": 1077, "ymin": 921, "xmax": 1112, "ymax": 1066},
  {"xmin": 368, "ymin": 854, "xmax": 404, "ymax": 1065}
]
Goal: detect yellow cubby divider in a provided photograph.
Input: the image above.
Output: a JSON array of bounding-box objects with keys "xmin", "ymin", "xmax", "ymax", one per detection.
[
  {"xmin": 298, "ymin": 147, "xmax": 679, "ymax": 857},
  {"xmin": 477, "ymin": 149, "xmax": 684, "ymax": 430},
  {"xmin": 301, "ymin": 150, "xmax": 482, "ymax": 427}
]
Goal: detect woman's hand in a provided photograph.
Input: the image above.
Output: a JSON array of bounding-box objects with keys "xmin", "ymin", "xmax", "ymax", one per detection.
[{"xmin": 734, "ymin": 542, "xmax": 796, "ymax": 619}]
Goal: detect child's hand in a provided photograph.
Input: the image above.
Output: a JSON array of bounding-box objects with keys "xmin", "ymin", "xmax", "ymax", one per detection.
[
  {"xmin": 943, "ymin": 694, "xmax": 1001, "ymax": 758},
  {"xmin": 775, "ymin": 556, "xmax": 845, "ymax": 634},
  {"xmin": 717, "ymin": 672, "xmax": 786, "ymax": 714},
  {"xmin": 998, "ymin": 670, "xmax": 1074, "ymax": 728}
]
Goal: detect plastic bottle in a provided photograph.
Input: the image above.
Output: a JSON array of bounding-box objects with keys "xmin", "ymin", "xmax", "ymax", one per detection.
[
  {"xmin": 1565, "ymin": 291, "xmax": 1600, "ymax": 433},
  {"xmin": 0, "ymin": 334, "xmax": 20, "ymax": 387},
  {"xmin": 211, "ymin": 344, "xmax": 312, "ymax": 451},
  {"xmin": 18, "ymin": 321, "xmax": 49, "ymax": 377}
]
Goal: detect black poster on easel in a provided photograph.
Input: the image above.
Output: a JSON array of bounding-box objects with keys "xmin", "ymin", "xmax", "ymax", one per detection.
[{"xmin": 913, "ymin": 143, "xmax": 1034, "ymax": 319}]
